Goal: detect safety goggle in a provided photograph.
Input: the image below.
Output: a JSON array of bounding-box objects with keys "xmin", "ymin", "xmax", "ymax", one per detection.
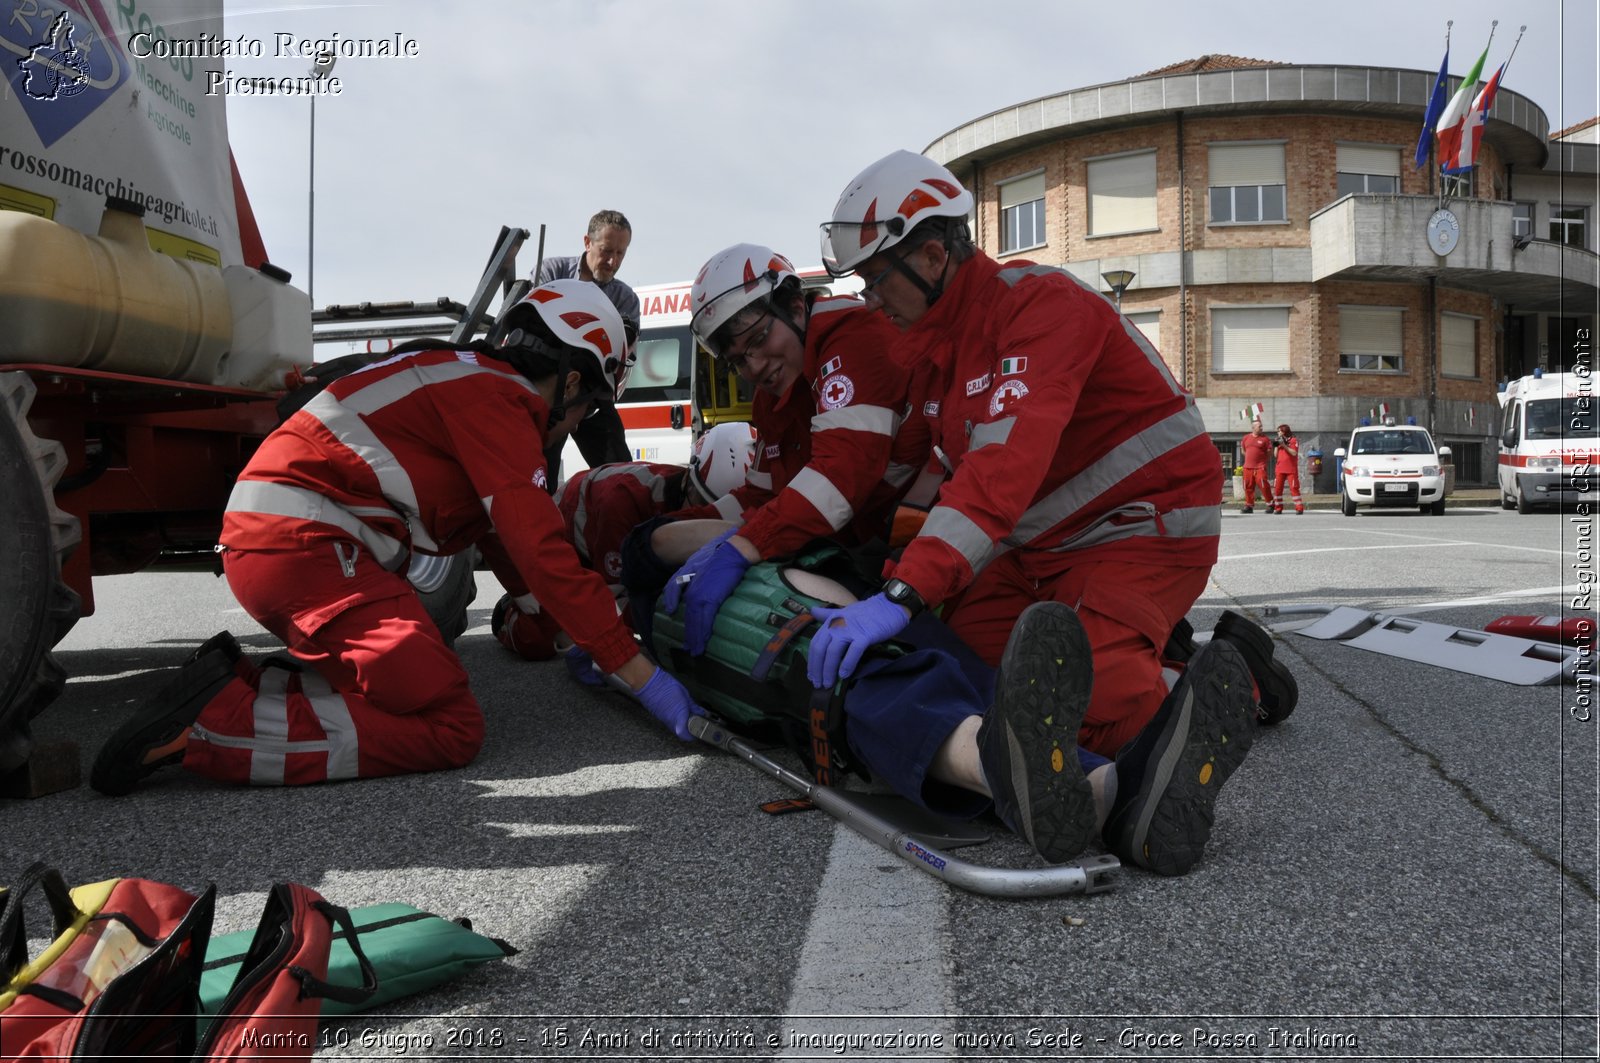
[{"xmin": 819, "ymin": 216, "xmax": 905, "ymax": 278}]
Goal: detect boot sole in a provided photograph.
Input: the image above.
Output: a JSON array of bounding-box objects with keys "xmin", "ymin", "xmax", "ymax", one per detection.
[
  {"xmin": 1109, "ymin": 641, "xmax": 1255, "ymax": 876},
  {"xmin": 980, "ymin": 602, "xmax": 1096, "ymax": 863}
]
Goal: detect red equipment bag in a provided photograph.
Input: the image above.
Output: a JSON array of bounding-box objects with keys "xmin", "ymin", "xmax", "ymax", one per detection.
[
  {"xmin": 0, "ymin": 862, "xmax": 215, "ymax": 1060},
  {"xmin": 196, "ymin": 881, "xmax": 377, "ymax": 1060},
  {"xmin": 0, "ymin": 864, "xmax": 375, "ymax": 1062}
]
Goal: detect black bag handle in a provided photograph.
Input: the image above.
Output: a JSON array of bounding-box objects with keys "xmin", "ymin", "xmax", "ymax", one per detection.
[
  {"xmin": 289, "ymin": 900, "xmax": 379, "ymax": 1006},
  {"xmin": 0, "ymin": 862, "xmax": 84, "ymax": 978}
]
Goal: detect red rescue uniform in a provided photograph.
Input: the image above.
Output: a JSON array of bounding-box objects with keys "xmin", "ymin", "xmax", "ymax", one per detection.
[
  {"xmin": 673, "ymin": 295, "xmax": 926, "ymax": 555},
  {"xmin": 1240, "ymin": 430, "xmax": 1275, "ymax": 509},
  {"xmin": 197, "ymin": 348, "xmax": 639, "ymax": 786},
  {"xmin": 1272, "ymin": 434, "xmax": 1304, "ymax": 512},
  {"xmin": 887, "ymin": 254, "xmax": 1221, "ymax": 757}
]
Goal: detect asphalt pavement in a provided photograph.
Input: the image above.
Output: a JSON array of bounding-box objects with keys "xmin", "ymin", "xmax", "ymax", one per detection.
[{"xmin": 3, "ymin": 501, "xmax": 1595, "ymax": 1061}]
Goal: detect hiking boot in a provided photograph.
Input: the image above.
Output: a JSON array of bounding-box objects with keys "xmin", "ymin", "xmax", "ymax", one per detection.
[
  {"xmin": 1214, "ymin": 610, "xmax": 1299, "ymax": 726},
  {"xmin": 90, "ymin": 632, "xmax": 242, "ymax": 796},
  {"xmin": 1103, "ymin": 640, "xmax": 1255, "ymax": 876},
  {"xmin": 977, "ymin": 602, "xmax": 1097, "ymax": 864}
]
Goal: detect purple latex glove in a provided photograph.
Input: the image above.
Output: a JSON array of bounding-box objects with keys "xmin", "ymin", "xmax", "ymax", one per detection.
[
  {"xmin": 806, "ymin": 593, "xmax": 913, "ymax": 688},
  {"xmin": 563, "ymin": 644, "xmax": 604, "ymax": 687},
  {"xmin": 661, "ymin": 530, "xmax": 751, "ymax": 655},
  {"xmin": 634, "ymin": 667, "xmax": 706, "ymax": 742}
]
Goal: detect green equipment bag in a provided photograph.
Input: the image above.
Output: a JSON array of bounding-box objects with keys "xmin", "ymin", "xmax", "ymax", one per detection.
[
  {"xmin": 198, "ymin": 903, "xmax": 517, "ymax": 1023},
  {"xmin": 650, "ymin": 542, "xmax": 900, "ymax": 783}
]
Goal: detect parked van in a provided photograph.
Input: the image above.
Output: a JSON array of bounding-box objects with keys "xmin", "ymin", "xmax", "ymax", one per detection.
[{"xmin": 1495, "ymin": 370, "xmax": 1598, "ymax": 513}]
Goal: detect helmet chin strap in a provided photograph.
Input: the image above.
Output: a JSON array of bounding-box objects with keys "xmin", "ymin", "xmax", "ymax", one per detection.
[{"xmin": 886, "ymin": 237, "xmax": 954, "ymax": 308}]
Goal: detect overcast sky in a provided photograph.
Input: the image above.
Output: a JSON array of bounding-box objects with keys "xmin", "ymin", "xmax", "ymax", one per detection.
[{"xmin": 219, "ymin": 0, "xmax": 1599, "ymax": 312}]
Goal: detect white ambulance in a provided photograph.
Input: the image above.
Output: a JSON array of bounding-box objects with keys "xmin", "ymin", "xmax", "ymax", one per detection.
[{"xmin": 1495, "ymin": 370, "xmax": 1599, "ymax": 513}]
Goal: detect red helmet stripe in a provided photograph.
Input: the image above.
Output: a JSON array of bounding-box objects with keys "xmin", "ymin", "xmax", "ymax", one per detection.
[
  {"xmin": 923, "ymin": 177, "xmax": 962, "ymax": 198},
  {"xmin": 897, "ymin": 188, "xmax": 939, "ymax": 218},
  {"xmin": 529, "ymin": 287, "xmax": 562, "ymax": 303},
  {"xmin": 858, "ymin": 199, "xmax": 880, "ymax": 248},
  {"xmin": 582, "ymin": 326, "xmax": 613, "ymax": 357}
]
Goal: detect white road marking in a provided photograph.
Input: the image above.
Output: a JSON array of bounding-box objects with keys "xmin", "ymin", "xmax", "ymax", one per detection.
[{"xmin": 781, "ymin": 826, "xmax": 953, "ymax": 1058}]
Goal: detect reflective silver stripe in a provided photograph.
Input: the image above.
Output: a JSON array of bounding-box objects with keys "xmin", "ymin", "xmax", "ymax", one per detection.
[
  {"xmin": 1027, "ymin": 502, "xmax": 1220, "ymax": 555},
  {"xmin": 812, "ymin": 404, "xmax": 896, "ymax": 436},
  {"xmin": 299, "ymin": 670, "xmax": 361, "ymax": 780},
  {"xmin": 884, "ymin": 461, "xmax": 920, "ymax": 489},
  {"xmin": 713, "ymin": 493, "xmax": 745, "ymax": 522},
  {"xmin": 996, "ymin": 264, "xmax": 1183, "ymax": 397},
  {"xmin": 901, "ymin": 465, "xmax": 946, "ymax": 509},
  {"xmin": 1006, "ymin": 405, "xmax": 1211, "ymax": 546},
  {"xmin": 226, "ymin": 480, "xmax": 407, "ymax": 570},
  {"xmin": 747, "ymin": 469, "xmax": 773, "ymax": 491},
  {"xmin": 514, "ymin": 592, "xmax": 540, "ymax": 612},
  {"xmin": 919, "ymin": 504, "xmax": 996, "ymax": 572},
  {"xmin": 249, "ymin": 667, "xmax": 294, "ymax": 785},
  {"xmin": 968, "ymin": 416, "xmax": 1015, "ymax": 451},
  {"xmin": 787, "ymin": 467, "xmax": 854, "ymax": 531},
  {"xmin": 300, "ymin": 390, "xmax": 436, "ymax": 552}
]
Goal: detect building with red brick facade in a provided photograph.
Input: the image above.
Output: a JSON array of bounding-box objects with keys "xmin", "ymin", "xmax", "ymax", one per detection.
[{"xmin": 923, "ymin": 56, "xmax": 1598, "ymax": 490}]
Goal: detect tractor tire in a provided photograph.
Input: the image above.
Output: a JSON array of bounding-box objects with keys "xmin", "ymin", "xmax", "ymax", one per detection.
[
  {"xmin": 408, "ymin": 548, "xmax": 478, "ymax": 647},
  {"xmin": 0, "ymin": 374, "xmax": 83, "ymax": 774}
]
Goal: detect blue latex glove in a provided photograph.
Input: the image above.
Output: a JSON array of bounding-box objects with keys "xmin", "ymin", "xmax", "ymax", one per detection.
[
  {"xmin": 634, "ymin": 667, "xmax": 706, "ymax": 742},
  {"xmin": 661, "ymin": 530, "xmax": 751, "ymax": 656},
  {"xmin": 563, "ymin": 644, "xmax": 604, "ymax": 688},
  {"xmin": 806, "ymin": 593, "xmax": 913, "ymax": 688}
]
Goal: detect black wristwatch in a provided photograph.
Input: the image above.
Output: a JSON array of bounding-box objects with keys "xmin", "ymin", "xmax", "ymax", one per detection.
[{"xmin": 882, "ymin": 578, "xmax": 927, "ymax": 618}]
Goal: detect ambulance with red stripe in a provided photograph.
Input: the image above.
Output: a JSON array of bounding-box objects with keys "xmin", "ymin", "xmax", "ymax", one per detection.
[{"xmin": 1495, "ymin": 369, "xmax": 1598, "ymax": 514}]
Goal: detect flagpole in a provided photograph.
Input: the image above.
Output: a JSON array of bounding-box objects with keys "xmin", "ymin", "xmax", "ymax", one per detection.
[
  {"xmin": 1440, "ymin": 20, "xmax": 1496, "ymax": 199},
  {"xmin": 1431, "ymin": 21, "xmax": 1452, "ymax": 203}
]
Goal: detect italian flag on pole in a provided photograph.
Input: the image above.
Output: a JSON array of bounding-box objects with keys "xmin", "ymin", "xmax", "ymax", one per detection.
[{"xmin": 1436, "ymin": 36, "xmax": 1491, "ymax": 173}]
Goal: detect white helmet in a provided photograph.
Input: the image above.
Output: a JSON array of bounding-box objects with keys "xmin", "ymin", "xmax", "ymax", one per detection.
[
  {"xmin": 689, "ymin": 244, "xmax": 799, "ymax": 358},
  {"xmin": 820, "ymin": 150, "xmax": 973, "ymax": 277},
  {"xmin": 687, "ymin": 421, "xmax": 756, "ymax": 502},
  {"xmin": 499, "ymin": 279, "xmax": 631, "ymax": 402}
]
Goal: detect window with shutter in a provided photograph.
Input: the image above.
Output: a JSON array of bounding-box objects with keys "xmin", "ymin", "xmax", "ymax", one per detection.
[
  {"xmin": 998, "ymin": 171, "xmax": 1046, "ymax": 253},
  {"xmin": 1339, "ymin": 306, "xmax": 1404, "ymax": 372},
  {"xmin": 1441, "ymin": 314, "xmax": 1478, "ymax": 378},
  {"xmin": 1211, "ymin": 307, "xmax": 1290, "ymax": 372},
  {"xmin": 1087, "ymin": 152, "xmax": 1157, "ymax": 236}
]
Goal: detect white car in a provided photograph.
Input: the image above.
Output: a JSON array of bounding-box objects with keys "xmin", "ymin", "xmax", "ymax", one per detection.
[{"xmin": 1335, "ymin": 423, "xmax": 1451, "ymax": 516}]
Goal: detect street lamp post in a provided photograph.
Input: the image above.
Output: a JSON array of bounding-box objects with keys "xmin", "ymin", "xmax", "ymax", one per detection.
[
  {"xmin": 1101, "ymin": 269, "xmax": 1136, "ymax": 312},
  {"xmin": 307, "ymin": 50, "xmax": 336, "ymax": 306}
]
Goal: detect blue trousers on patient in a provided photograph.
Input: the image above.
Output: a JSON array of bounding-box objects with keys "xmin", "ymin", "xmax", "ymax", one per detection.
[{"xmin": 843, "ymin": 613, "xmax": 1109, "ymax": 819}]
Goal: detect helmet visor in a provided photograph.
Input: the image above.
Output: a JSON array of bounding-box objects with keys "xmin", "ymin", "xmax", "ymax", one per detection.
[
  {"xmin": 820, "ymin": 216, "xmax": 905, "ymax": 277},
  {"xmin": 693, "ymin": 292, "xmax": 770, "ymax": 361}
]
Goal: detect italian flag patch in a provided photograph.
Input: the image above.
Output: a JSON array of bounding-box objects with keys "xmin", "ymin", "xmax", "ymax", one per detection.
[{"xmin": 999, "ymin": 357, "xmax": 1027, "ymax": 375}]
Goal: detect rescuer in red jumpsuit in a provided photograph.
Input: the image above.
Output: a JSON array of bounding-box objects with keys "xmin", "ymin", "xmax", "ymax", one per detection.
[
  {"xmin": 91, "ymin": 280, "xmax": 708, "ymax": 794},
  {"xmin": 646, "ymin": 243, "xmax": 929, "ymax": 658},
  {"xmin": 1270, "ymin": 423, "xmax": 1304, "ymax": 513},
  {"xmin": 802, "ymin": 150, "xmax": 1281, "ymax": 876},
  {"xmin": 1239, "ymin": 419, "xmax": 1276, "ymax": 513}
]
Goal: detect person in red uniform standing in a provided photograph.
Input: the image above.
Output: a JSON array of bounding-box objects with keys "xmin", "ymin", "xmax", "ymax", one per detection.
[
  {"xmin": 647, "ymin": 243, "xmax": 927, "ymax": 656},
  {"xmin": 805, "ymin": 150, "xmax": 1266, "ymax": 876},
  {"xmin": 91, "ymin": 280, "xmax": 708, "ymax": 794},
  {"xmin": 1239, "ymin": 419, "xmax": 1276, "ymax": 514},
  {"xmin": 1270, "ymin": 422, "xmax": 1304, "ymax": 513}
]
